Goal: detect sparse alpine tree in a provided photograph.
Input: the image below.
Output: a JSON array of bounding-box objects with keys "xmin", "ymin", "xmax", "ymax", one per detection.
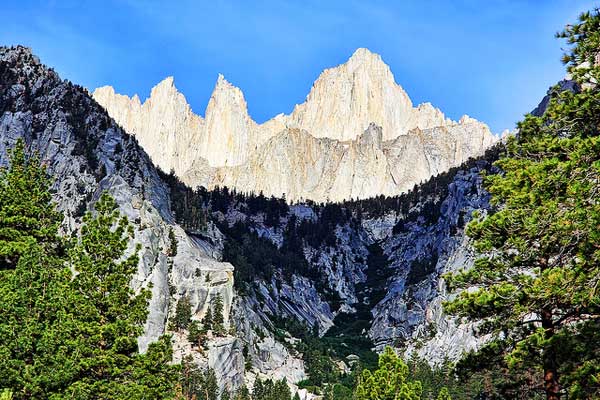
[
  {"xmin": 174, "ymin": 295, "xmax": 192, "ymax": 330},
  {"xmin": 203, "ymin": 304, "xmax": 213, "ymax": 331},
  {"xmin": 212, "ymin": 293, "xmax": 225, "ymax": 335}
]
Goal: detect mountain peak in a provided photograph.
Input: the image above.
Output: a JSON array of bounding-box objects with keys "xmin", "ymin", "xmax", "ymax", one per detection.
[
  {"xmin": 347, "ymin": 47, "xmax": 382, "ymax": 64},
  {"xmin": 207, "ymin": 74, "xmax": 248, "ymax": 113},
  {"xmin": 150, "ymin": 76, "xmax": 177, "ymax": 98},
  {"xmin": 216, "ymin": 73, "xmax": 227, "ymax": 85},
  {"xmin": 287, "ymin": 47, "xmax": 412, "ymax": 141}
]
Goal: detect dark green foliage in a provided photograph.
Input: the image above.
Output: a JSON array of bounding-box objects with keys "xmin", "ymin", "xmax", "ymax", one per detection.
[
  {"xmin": 198, "ymin": 293, "xmax": 226, "ymax": 335},
  {"xmin": 66, "ymin": 192, "xmax": 177, "ymax": 398},
  {"xmin": 187, "ymin": 320, "xmax": 206, "ymax": 347},
  {"xmin": 324, "ymin": 383, "xmax": 353, "ymax": 400},
  {"xmin": 271, "ymin": 316, "xmax": 376, "ymax": 393},
  {"xmin": 406, "ymin": 355, "xmax": 478, "ymax": 400},
  {"xmin": 253, "ymin": 378, "xmax": 292, "ymax": 400},
  {"xmin": 243, "ymin": 345, "xmax": 252, "ymax": 371},
  {"xmin": 168, "ymin": 227, "xmax": 178, "ymax": 256},
  {"xmin": 452, "ymin": 342, "xmax": 543, "ymax": 399},
  {"xmin": 202, "ymin": 306, "xmax": 213, "ymax": 330},
  {"xmin": 0, "ymin": 139, "xmax": 62, "ymax": 269},
  {"xmin": 354, "ymin": 347, "xmax": 422, "ymax": 400},
  {"xmin": 212, "ymin": 293, "xmax": 225, "ymax": 335},
  {"xmin": 161, "ymin": 171, "xmax": 208, "ymax": 233},
  {"xmin": 445, "ymin": 9, "xmax": 600, "ymax": 399},
  {"xmin": 361, "ymin": 242, "xmax": 394, "ymax": 307},
  {"xmin": 0, "ymin": 244, "xmax": 78, "ymax": 399},
  {"xmin": 0, "ymin": 142, "xmax": 177, "ymax": 399},
  {"xmin": 174, "ymin": 296, "xmax": 192, "ymax": 330},
  {"xmin": 221, "ymin": 221, "xmax": 313, "ymax": 291},
  {"xmin": 180, "ymin": 356, "xmax": 218, "ymax": 400},
  {"xmin": 235, "ymin": 385, "xmax": 251, "ymax": 400}
]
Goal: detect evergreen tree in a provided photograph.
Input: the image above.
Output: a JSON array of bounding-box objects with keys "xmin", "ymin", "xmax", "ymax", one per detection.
[
  {"xmin": 168, "ymin": 227, "xmax": 178, "ymax": 257},
  {"xmin": 254, "ymin": 379, "xmax": 266, "ymax": 400},
  {"xmin": 187, "ymin": 320, "xmax": 204, "ymax": 346},
  {"xmin": 235, "ymin": 385, "xmax": 251, "ymax": 400},
  {"xmin": 0, "ymin": 144, "xmax": 176, "ymax": 399},
  {"xmin": 204, "ymin": 369, "xmax": 219, "ymax": 400},
  {"xmin": 0, "ymin": 140, "xmax": 75, "ymax": 399},
  {"xmin": 0, "ymin": 138, "xmax": 61, "ymax": 268},
  {"xmin": 203, "ymin": 305, "xmax": 214, "ymax": 331},
  {"xmin": 66, "ymin": 192, "xmax": 177, "ymax": 398},
  {"xmin": 354, "ymin": 347, "xmax": 422, "ymax": 400},
  {"xmin": 180, "ymin": 355, "xmax": 207, "ymax": 400},
  {"xmin": 212, "ymin": 293, "xmax": 225, "ymax": 335},
  {"xmin": 174, "ymin": 296, "xmax": 192, "ymax": 330},
  {"xmin": 445, "ymin": 9, "xmax": 600, "ymax": 400},
  {"xmin": 253, "ymin": 378, "xmax": 292, "ymax": 400},
  {"xmin": 0, "ymin": 245, "xmax": 78, "ymax": 399}
]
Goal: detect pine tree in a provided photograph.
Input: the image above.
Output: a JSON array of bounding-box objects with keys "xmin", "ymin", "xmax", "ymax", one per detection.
[
  {"xmin": 0, "ymin": 245, "xmax": 78, "ymax": 399},
  {"xmin": 254, "ymin": 379, "xmax": 266, "ymax": 400},
  {"xmin": 187, "ymin": 320, "xmax": 203, "ymax": 346},
  {"xmin": 204, "ymin": 369, "xmax": 219, "ymax": 400},
  {"xmin": 168, "ymin": 227, "xmax": 178, "ymax": 257},
  {"xmin": 203, "ymin": 305, "xmax": 213, "ymax": 331},
  {"xmin": 354, "ymin": 347, "xmax": 422, "ymax": 400},
  {"xmin": 66, "ymin": 192, "xmax": 177, "ymax": 398},
  {"xmin": 212, "ymin": 293, "xmax": 225, "ymax": 335},
  {"xmin": 0, "ymin": 139, "xmax": 76, "ymax": 399},
  {"xmin": 0, "ymin": 138, "xmax": 61, "ymax": 269},
  {"xmin": 445, "ymin": 9, "xmax": 600, "ymax": 400},
  {"xmin": 237, "ymin": 385, "xmax": 251, "ymax": 400},
  {"xmin": 174, "ymin": 296, "xmax": 192, "ymax": 330}
]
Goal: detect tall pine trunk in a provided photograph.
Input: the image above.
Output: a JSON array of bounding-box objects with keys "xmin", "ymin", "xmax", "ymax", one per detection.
[{"xmin": 541, "ymin": 307, "xmax": 560, "ymax": 400}]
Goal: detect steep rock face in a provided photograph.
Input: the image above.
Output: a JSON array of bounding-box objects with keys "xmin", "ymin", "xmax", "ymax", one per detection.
[
  {"xmin": 368, "ymin": 164, "xmax": 493, "ymax": 359},
  {"xmin": 286, "ymin": 48, "xmax": 419, "ymax": 141},
  {"xmin": 200, "ymin": 75, "xmax": 285, "ymax": 167},
  {"xmin": 200, "ymin": 122, "xmax": 495, "ymax": 202},
  {"xmin": 208, "ymin": 126, "xmax": 393, "ymax": 202},
  {"xmin": 200, "ymin": 149, "xmax": 497, "ymax": 369},
  {"xmin": 94, "ymin": 48, "xmax": 497, "ymax": 202},
  {"xmin": 94, "ymin": 77, "xmax": 204, "ymax": 175},
  {"xmin": 0, "ymin": 46, "xmax": 246, "ymax": 388}
]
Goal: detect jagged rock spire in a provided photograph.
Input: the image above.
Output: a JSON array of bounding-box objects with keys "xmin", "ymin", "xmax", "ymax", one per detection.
[{"xmin": 93, "ymin": 48, "xmax": 497, "ymax": 202}]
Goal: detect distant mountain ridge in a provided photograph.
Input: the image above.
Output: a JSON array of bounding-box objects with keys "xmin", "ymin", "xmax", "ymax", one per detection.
[{"xmin": 94, "ymin": 48, "xmax": 497, "ymax": 202}]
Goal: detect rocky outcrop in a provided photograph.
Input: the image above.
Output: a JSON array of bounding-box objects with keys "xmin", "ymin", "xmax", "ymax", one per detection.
[
  {"xmin": 93, "ymin": 77, "xmax": 205, "ymax": 175},
  {"xmin": 0, "ymin": 46, "xmax": 246, "ymax": 389},
  {"xmin": 368, "ymin": 163, "xmax": 493, "ymax": 360},
  {"xmin": 94, "ymin": 48, "xmax": 497, "ymax": 202},
  {"xmin": 203, "ymin": 148, "xmax": 498, "ymax": 367},
  {"xmin": 182, "ymin": 122, "xmax": 495, "ymax": 203}
]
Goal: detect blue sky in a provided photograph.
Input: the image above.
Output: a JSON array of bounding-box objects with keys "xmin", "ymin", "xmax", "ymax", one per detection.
[{"xmin": 1, "ymin": 1, "xmax": 596, "ymax": 133}]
